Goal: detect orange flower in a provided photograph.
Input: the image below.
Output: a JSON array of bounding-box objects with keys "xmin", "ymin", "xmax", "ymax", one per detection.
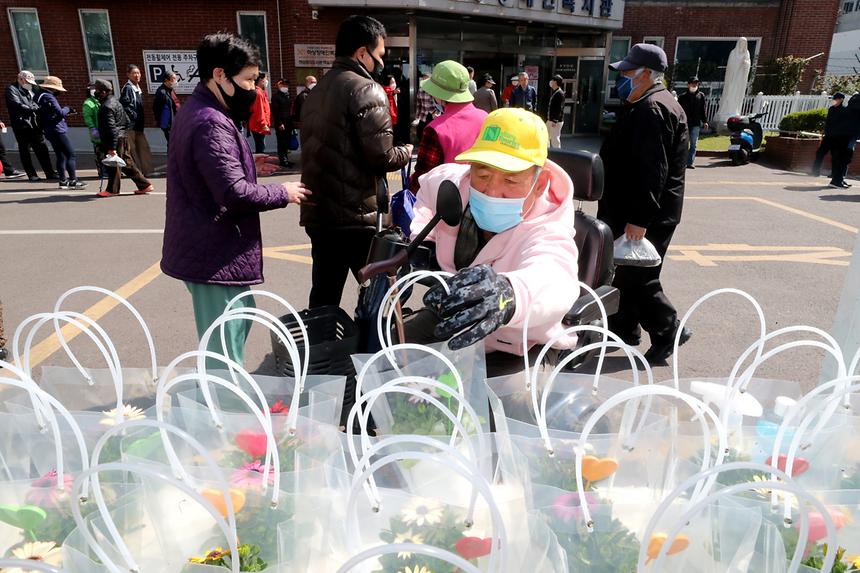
[
  {"xmin": 201, "ymin": 487, "xmax": 246, "ymax": 518},
  {"xmin": 646, "ymin": 533, "xmax": 690, "ymax": 563},
  {"xmin": 581, "ymin": 455, "xmax": 619, "ymax": 483}
]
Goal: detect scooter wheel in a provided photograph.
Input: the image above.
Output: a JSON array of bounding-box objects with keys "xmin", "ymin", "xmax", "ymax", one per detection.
[{"xmin": 738, "ymin": 149, "xmax": 750, "ymax": 165}]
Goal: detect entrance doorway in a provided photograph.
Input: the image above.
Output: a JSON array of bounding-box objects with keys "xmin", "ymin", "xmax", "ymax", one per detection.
[
  {"xmin": 462, "ymin": 52, "xmax": 518, "ymax": 109},
  {"xmin": 575, "ymin": 58, "xmax": 603, "ymax": 133}
]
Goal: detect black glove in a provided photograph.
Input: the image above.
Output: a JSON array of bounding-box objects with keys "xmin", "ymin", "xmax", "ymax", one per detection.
[{"xmin": 424, "ymin": 264, "xmax": 516, "ymax": 350}]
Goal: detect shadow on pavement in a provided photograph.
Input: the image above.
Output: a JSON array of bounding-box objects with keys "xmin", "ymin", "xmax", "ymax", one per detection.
[
  {"xmin": 0, "ymin": 194, "xmax": 108, "ymax": 205},
  {"xmin": 783, "ymin": 185, "xmax": 829, "ymax": 192},
  {"xmin": 700, "ymin": 160, "xmax": 734, "ymax": 168},
  {"xmin": 819, "ymin": 193, "xmax": 860, "ymax": 202}
]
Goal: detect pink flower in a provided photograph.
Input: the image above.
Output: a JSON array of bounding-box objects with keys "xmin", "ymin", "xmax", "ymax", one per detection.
[
  {"xmin": 269, "ymin": 400, "xmax": 289, "ymax": 415},
  {"xmin": 551, "ymin": 491, "xmax": 596, "ymax": 524},
  {"xmin": 235, "ymin": 429, "xmax": 269, "ymax": 459},
  {"xmin": 801, "ymin": 509, "xmax": 846, "ymax": 544},
  {"xmin": 25, "ymin": 470, "xmax": 74, "ymax": 508},
  {"xmin": 230, "ymin": 461, "xmax": 275, "ymax": 490}
]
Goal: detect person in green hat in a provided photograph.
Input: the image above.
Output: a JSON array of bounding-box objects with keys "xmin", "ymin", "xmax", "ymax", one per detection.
[{"xmin": 409, "ymin": 60, "xmax": 488, "ymax": 194}]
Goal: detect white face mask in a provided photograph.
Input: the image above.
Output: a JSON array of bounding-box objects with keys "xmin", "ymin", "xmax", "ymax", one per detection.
[
  {"xmin": 279, "ymin": 87, "xmax": 289, "ymax": 94},
  {"xmin": 22, "ymin": 83, "xmax": 33, "ymax": 91},
  {"xmin": 689, "ymin": 86, "xmax": 698, "ymax": 93},
  {"xmin": 307, "ymin": 82, "xmax": 316, "ymax": 90},
  {"xmin": 89, "ymin": 89, "xmax": 96, "ymax": 97}
]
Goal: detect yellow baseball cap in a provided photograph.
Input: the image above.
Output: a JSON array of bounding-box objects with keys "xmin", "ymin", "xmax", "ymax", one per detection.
[{"xmin": 455, "ymin": 108, "xmax": 548, "ymax": 172}]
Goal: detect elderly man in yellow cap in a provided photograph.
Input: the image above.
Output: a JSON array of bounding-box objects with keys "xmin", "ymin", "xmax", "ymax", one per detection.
[{"xmin": 405, "ymin": 107, "xmax": 579, "ymax": 376}]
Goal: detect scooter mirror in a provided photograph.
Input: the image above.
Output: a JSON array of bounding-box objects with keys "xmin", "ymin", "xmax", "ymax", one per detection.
[{"xmin": 436, "ymin": 180, "xmax": 463, "ymax": 227}]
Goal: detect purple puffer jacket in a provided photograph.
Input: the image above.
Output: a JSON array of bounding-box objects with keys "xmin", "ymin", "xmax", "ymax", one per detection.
[{"xmin": 161, "ymin": 84, "xmax": 288, "ymax": 285}]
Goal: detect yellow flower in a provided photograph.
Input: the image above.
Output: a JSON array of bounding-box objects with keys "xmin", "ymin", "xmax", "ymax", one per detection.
[
  {"xmin": 400, "ymin": 498, "xmax": 444, "ymax": 527},
  {"xmin": 99, "ymin": 404, "xmax": 146, "ymax": 426},
  {"xmin": 188, "ymin": 546, "xmax": 231, "ymax": 564},
  {"xmin": 393, "ymin": 531, "xmax": 425, "ymax": 559},
  {"xmin": 847, "ymin": 554, "xmax": 860, "ymax": 568},
  {"xmin": 7, "ymin": 541, "xmax": 62, "ymax": 572}
]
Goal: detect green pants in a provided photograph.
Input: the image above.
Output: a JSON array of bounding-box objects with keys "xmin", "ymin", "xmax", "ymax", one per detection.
[{"xmin": 185, "ymin": 282, "xmax": 256, "ymax": 368}]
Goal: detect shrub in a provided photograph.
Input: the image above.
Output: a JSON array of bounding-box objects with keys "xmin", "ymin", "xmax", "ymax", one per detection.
[
  {"xmin": 753, "ymin": 56, "xmax": 808, "ymax": 95},
  {"xmin": 778, "ymin": 108, "xmax": 827, "ymax": 133}
]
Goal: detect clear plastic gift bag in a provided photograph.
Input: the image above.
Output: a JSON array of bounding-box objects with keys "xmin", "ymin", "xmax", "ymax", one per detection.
[{"xmin": 613, "ymin": 236, "xmax": 662, "ymax": 267}]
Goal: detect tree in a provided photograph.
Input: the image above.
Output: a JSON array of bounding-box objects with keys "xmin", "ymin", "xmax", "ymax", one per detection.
[
  {"xmin": 815, "ymin": 73, "xmax": 860, "ymax": 95},
  {"xmin": 752, "ymin": 56, "xmax": 808, "ymax": 95}
]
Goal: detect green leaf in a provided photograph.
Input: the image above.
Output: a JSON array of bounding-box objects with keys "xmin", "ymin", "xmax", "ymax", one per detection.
[
  {"xmin": 437, "ymin": 372, "xmax": 458, "ymax": 399},
  {"xmin": 125, "ymin": 431, "xmax": 163, "ymax": 459},
  {"xmin": 0, "ymin": 504, "xmax": 47, "ymax": 531}
]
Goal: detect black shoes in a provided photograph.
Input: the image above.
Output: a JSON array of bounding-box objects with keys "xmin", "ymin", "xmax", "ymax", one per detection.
[
  {"xmin": 830, "ymin": 181, "xmax": 852, "ymax": 189},
  {"xmin": 0, "ymin": 347, "xmax": 7, "ymax": 362},
  {"xmin": 3, "ymin": 170, "xmax": 25, "ymax": 180},
  {"xmin": 28, "ymin": 175, "xmax": 42, "ymax": 182},
  {"xmin": 643, "ymin": 324, "xmax": 693, "ymax": 364}
]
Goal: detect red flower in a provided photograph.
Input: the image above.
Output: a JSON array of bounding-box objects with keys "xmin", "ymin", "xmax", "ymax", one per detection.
[
  {"xmin": 235, "ymin": 429, "xmax": 268, "ymax": 459},
  {"xmin": 270, "ymin": 400, "xmax": 289, "ymax": 415},
  {"xmin": 765, "ymin": 454, "xmax": 810, "ymax": 477},
  {"xmin": 455, "ymin": 537, "xmax": 492, "ymax": 560}
]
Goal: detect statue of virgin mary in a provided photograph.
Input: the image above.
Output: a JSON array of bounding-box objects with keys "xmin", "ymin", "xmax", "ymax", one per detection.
[{"xmin": 716, "ymin": 37, "xmax": 752, "ymax": 131}]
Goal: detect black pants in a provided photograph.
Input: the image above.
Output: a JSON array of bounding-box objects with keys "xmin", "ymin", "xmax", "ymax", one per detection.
[
  {"xmin": 306, "ymin": 226, "xmax": 375, "ymax": 308},
  {"xmin": 162, "ymin": 128, "xmax": 171, "ymax": 146},
  {"xmin": 830, "ymin": 135, "xmax": 852, "ymax": 185},
  {"xmin": 252, "ymin": 132, "xmax": 266, "ymax": 154},
  {"xmin": 0, "ymin": 135, "xmax": 16, "ymax": 174},
  {"xmin": 609, "ymin": 224, "xmax": 679, "ymax": 344},
  {"xmin": 275, "ymin": 128, "xmax": 292, "ymax": 165},
  {"xmin": 812, "ymin": 136, "xmax": 832, "ymax": 177},
  {"xmin": 12, "ymin": 127, "xmax": 55, "ymax": 178},
  {"xmin": 105, "ymin": 137, "xmax": 151, "ymax": 194},
  {"xmin": 45, "ymin": 132, "xmax": 77, "ymax": 182}
]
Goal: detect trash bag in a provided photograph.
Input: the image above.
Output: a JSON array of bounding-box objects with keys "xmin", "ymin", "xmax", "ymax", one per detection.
[{"xmin": 613, "ymin": 236, "xmax": 662, "ymax": 267}]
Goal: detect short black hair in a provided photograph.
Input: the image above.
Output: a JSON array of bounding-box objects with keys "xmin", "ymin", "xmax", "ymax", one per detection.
[
  {"xmin": 127, "ymin": 64, "xmax": 140, "ymax": 73},
  {"xmin": 276, "ymin": 78, "xmax": 288, "ymax": 85},
  {"xmin": 164, "ymin": 72, "xmax": 177, "ymax": 81},
  {"xmin": 467, "ymin": 66, "xmax": 474, "ymax": 73},
  {"xmin": 335, "ymin": 15, "xmax": 386, "ymax": 58},
  {"xmin": 197, "ymin": 32, "xmax": 262, "ymax": 82},
  {"xmin": 256, "ymin": 72, "xmax": 267, "ymax": 83}
]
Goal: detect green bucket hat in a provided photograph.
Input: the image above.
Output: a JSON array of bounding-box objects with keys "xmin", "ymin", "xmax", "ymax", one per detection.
[{"xmin": 420, "ymin": 60, "xmax": 474, "ymax": 103}]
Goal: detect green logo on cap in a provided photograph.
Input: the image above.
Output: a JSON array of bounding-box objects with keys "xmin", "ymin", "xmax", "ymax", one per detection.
[
  {"xmin": 499, "ymin": 133, "xmax": 519, "ymax": 150},
  {"xmin": 483, "ymin": 126, "xmax": 501, "ymax": 141}
]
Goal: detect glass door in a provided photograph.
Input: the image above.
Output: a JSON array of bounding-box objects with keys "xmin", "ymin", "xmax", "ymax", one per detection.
[
  {"xmin": 575, "ymin": 58, "xmax": 604, "ymax": 134},
  {"xmin": 555, "ymin": 56, "xmax": 578, "ymax": 135}
]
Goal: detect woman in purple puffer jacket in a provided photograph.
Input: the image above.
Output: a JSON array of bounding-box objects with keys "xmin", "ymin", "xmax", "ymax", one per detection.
[{"xmin": 161, "ymin": 33, "xmax": 310, "ymax": 366}]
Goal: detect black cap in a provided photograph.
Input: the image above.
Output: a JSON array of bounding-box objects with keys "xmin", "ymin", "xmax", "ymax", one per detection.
[
  {"xmin": 482, "ymin": 73, "xmax": 495, "ymax": 85},
  {"xmin": 552, "ymin": 74, "xmax": 564, "ymax": 84},
  {"xmin": 834, "ymin": 92, "xmax": 846, "ymax": 100},
  {"xmin": 610, "ymin": 43, "xmax": 668, "ymax": 73},
  {"xmin": 688, "ymin": 76, "xmax": 700, "ymax": 84},
  {"xmin": 93, "ymin": 78, "xmax": 113, "ymax": 93}
]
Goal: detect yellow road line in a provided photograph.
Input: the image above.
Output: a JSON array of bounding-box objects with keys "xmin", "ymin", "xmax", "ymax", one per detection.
[
  {"xmin": 263, "ymin": 250, "xmax": 313, "ymax": 264},
  {"xmin": 671, "ymin": 243, "xmax": 846, "ymax": 252},
  {"xmin": 687, "ymin": 196, "xmax": 858, "ymax": 234},
  {"xmin": 26, "ymin": 261, "xmax": 163, "ymax": 369},
  {"xmin": 266, "ymin": 243, "xmax": 311, "ymax": 252}
]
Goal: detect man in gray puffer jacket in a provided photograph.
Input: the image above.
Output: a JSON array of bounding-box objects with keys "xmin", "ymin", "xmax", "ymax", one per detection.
[{"xmin": 300, "ymin": 15, "xmax": 413, "ymax": 308}]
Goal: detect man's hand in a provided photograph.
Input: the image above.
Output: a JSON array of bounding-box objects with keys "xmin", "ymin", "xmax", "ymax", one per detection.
[
  {"xmin": 277, "ymin": 124, "xmax": 285, "ymax": 131},
  {"xmin": 254, "ymin": 154, "xmax": 280, "ymax": 176},
  {"xmin": 625, "ymin": 223, "xmax": 647, "ymax": 241},
  {"xmin": 424, "ymin": 264, "xmax": 516, "ymax": 350},
  {"xmin": 282, "ymin": 181, "xmax": 310, "ymax": 204},
  {"xmin": 404, "ymin": 143, "xmax": 414, "ymax": 156},
  {"xmin": 703, "ymin": 122, "xmax": 710, "ymax": 131},
  {"xmin": 107, "ymin": 150, "xmax": 117, "ymax": 157},
  {"xmin": 0, "ymin": 121, "xmax": 5, "ymax": 129}
]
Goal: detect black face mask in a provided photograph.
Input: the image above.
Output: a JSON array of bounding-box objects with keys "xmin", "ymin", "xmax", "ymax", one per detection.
[
  {"xmin": 217, "ymin": 76, "xmax": 258, "ymax": 123},
  {"xmin": 360, "ymin": 50, "xmax": 384, "ymax": 81}
]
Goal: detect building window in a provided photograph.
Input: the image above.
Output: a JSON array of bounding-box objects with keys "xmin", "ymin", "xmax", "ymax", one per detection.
[
  {"xmin": 644, "ymin": 36, "xmax": 665, "ymax": 49},
  {"xmin": 844, "ymin": 1, "xmax": 855, "ymax": 13},
  {"xmin": 237, "ymin": 11, "xmax": 269, "ymax": 73},
  {"xmin": 8, "ymin": 8, "xmax": 48, "ymax": 74},
  {"xmin": 79, "ymin": 10, "xmax": 116, "ymax": 74},
  {"xmin": 606, "ymin": 36, "xmax": 630, "ymax": 101},
  {"xmin": 674, "ymin": 37, "xmax": 760, "ymax": 87}
]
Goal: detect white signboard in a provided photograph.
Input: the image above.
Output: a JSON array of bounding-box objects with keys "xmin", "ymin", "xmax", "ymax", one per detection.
[
  {"xmin": 294, "ymin": 44, "xmax": 336, "ymax": 68},
  {"xmin": 143, "ymin": 50, "xmax": 200, "ymax": 94}
]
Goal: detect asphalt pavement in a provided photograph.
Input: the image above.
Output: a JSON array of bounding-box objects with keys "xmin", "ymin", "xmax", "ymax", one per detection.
[{"xmin": 1, "ymin": 151, "xmax": 859, "ymax": 390}]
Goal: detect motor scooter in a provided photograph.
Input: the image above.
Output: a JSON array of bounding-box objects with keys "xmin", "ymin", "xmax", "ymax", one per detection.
[{"xmin": 727, "ymin": 109, "xmax": 767, "ymax": 166}]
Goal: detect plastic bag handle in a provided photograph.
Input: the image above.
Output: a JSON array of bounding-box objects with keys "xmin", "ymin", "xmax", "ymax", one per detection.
[
  {"xmin": 641, "ymin": 462, "xmax": 836, "ymax": 573},
  {"xmin": 0, "ymin": 559, "xmax": 64, "ymax": 572},
  {"xmin": 53, "ymin": 286, "xmax": 158, "ymax": 384},
  {"xmin": 71, "ymin": 460, "xmax": 240, "ymax": 573},
  {"xmin": 225, "ymin": 289, "xmax": 310, "ymax": 391},
  {"xmin": 345, "ymin": 449, "xmax": 507, "ymax": 573},
  {"xmin": 573, "ymin": 385, "xmax": 727, "ymax": 531},
  {"xmin": 672, "ymin": 288, "xmax": 767, "ymax": 389},
  {"xmin": 376, "ymin": 270, "xmax": 453, "ymax": 374},
  {"xmin": 355, "ymin": 343, "xmax": 464, "ymax": 406},
  {"xmin": 156, "ymin": 372, "xmax": 281, "ymax": 505},
  {"xmin": 198, "ymin": 310, "xmax": 303, "ymax": 432},
  {"xmin": 88, "ymin": 419, "xmax": 236, "ymax": 571},
  {"xmin": 336, "ymin": 544, "xmax": 481, "ymax": 573},
  {"xmin": 0, "ymin": 373, "xmax": 89, "ymax": 499}
]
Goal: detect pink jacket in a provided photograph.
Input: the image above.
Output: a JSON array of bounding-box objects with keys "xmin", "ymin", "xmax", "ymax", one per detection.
[{"xmin": 412, "ymin": 161, "xmax": 580, "ymax": 355}]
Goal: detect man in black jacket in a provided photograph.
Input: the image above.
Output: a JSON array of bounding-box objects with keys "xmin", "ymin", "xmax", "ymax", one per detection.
[
  {"xmin": 153, "ymin": 72, "xmax": 180, "ymax": 145},
  {"xmin": 300, "ymin": 15, "xmax": 412, "ymax": 307},
  {"xmin": 94, "ymin": 79, "xmax": 151, "ymax": 197},
  {"xmin": 4, "ymin": 70, "xmax": 57, "ymax": 181},
  {"xmin": 598, "ymin": 43, "xmax": 691, "ymax": 364},
  {"xmin": 812, "ymin": 93, "xmax": 846, "ymax": 181},
  {"xmin": 270, "ymin": 78, "xmax": 294, "ymax": 168},
  {"xmin": 546, "ymin": 73, "xmax": 565, "ymax": 148},
  {"xmin": 677, "ymin": 76, "xmax": 709, "ymax": 168}
]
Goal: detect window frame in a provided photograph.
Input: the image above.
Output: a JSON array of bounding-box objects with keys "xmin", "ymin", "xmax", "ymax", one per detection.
[
  {"xmin": 78, "ymin": 9, "xmax": 118, "ymax": 76},
  {"xmin": 643, "ymin": 36, "xmax": 665, "ymax": 48},
  {"xmin": 7, "ymin": 7, "xmax": 49, "ymax": 75},
  {"xmin": 672, "ymin": 35, "xmax": 762, "ymax": 91},
  {"xmin": 605, "ymin": 35, "xmax": 630, "ymax": 103},
  {"xmin": 236, "ymin": 10, "xmax": 270, "ymax": 74}
]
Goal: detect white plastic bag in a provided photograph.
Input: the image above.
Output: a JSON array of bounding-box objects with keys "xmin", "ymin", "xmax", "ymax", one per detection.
[{"xmin": 613, "ymin": 236, "xmax": 662, "ymax": 267}]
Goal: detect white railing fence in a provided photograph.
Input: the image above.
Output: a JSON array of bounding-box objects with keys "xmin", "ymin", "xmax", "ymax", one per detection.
[{"xmin": 703, "ymin": 92, "xmax": 830, "ymax": 132}]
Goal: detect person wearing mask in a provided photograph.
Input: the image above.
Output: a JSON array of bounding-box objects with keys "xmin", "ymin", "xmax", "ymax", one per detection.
[
  {"xmin": 473, "ymin": 74, "xmax": 498, "ymax": 114},
  {"xmin": 547, "ymin": 74, "xmax": 565, "ymax": 149},
  {"xmin": 501, "ymin": 75, "xmax": 518, "ymax": 107},
  {"xmin": 153, "ymin": 72, "xmax": 181, "ymax": 145},
  {"xmin": 82, "ymin": 82, "xmax": 105, "ymax": 176},
  {"xmin": 93, "ymin": 79, "xmax": 152, "ymax": 197},
  {"xmin": 409, "ymin": 60, "xmax": 487, "ymax": 195},
  {"xmin": 271, "ymin": 78, "xmax": 294, "ymax": 168},
  {"xmin": 510, "ymin": 71, "xmax": 537, "ymax": 112},
  {"xmin": 383, "ymin": 75, "xmax": 400, "ymax": 127},
  {"xmin": 677, "ymin": 76, "xmax": 709, "ymax": 169},
  {"xmin": 598, "ymin": 43, "xmax": 691, "ymax": 364},
  {"xmin": 120, "ymin": 64, "xmax": 154, "ymax": 176},
  {"xmin": 300, "ymin": 15, "xmax": 412, "ymax": 308},
  {"xmin": 466, "ymin": 66, "xmax": 477, "ymax": 96},
  {"xmin": 5, "ymin": 70, "xmax": 57, "ymax": 181},
  {"xmin": 413, "ymin": 69, "xmax": 439, "ymax": 143},
  {"xmin": 290, "ymin": 75, "xmax": 316, "ymax": 129},
  {"xmin": 35, "ymin": 76, "xmax": 86, "ymax": 190},
  {"xmin": 161, "ymin": 33, "xmax": 310, "ymax": 367},
  {"xmin": 248, "ymin": 72, "xmax": 271, "ymax": 153},
  {"xmin": 404, "ymin": 108, "xmax": 579, "ymax": 375},
  {"xmin": 811, "ymin": 92, "xmax": 846, "ymax": 179}
]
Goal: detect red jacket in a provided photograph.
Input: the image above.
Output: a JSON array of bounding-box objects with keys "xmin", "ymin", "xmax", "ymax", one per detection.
[
  {"xmin": 248, "ymin": 86, "xmax": 271, "ymax": 134},
  {"xmin": 383, "ymin": 85, "xmax": 399, "ymax": 125}
]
